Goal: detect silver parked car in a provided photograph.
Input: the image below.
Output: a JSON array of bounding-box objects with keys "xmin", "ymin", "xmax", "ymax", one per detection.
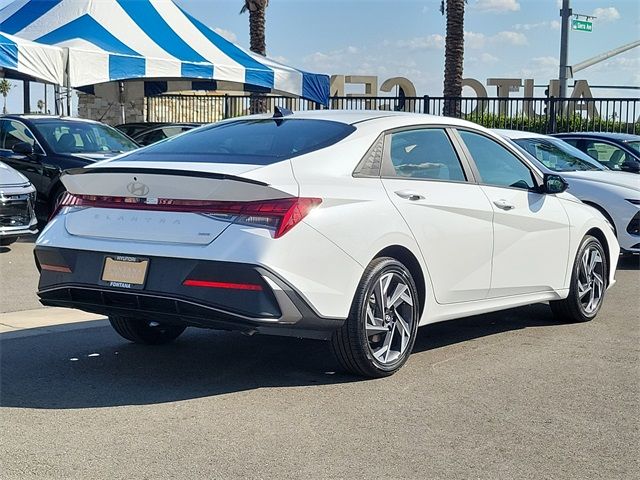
[{"xmin": 0, "ymin": 161, "xmax": 37, "ymax": 246}]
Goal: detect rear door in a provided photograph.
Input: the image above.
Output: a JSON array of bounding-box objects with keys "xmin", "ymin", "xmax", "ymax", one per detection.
[
  {"xmin": 455, "ymin": 129, "xmax": 570, "ymax": 298},
  {"xmin": 380, "ymin": 127, "xmax": 494, "ymax": 303}
]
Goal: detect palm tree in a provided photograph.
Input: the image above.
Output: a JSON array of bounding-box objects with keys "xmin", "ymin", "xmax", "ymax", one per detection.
[
  {"xmin": 441, "ymin": 0, "xmax": 466, "ymax": 117},
  {"xmin": 0, "ymin": 78, "xmax": 12, "ymax": 114},
  {"xmin": 241, "ymin": 0, "xmax": 269, "ymax": 113}
]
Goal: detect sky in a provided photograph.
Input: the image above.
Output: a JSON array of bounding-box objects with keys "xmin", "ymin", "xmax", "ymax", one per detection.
[{"xmin": 2, "ymin": 0, "xmax": 639, "ymax": 113}]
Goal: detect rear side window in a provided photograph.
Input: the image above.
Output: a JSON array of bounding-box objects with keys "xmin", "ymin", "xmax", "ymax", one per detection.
[
  {"xmin": 115, "ymin": 119, "xmax": 356, "ymax": 165},
  {"xmin": 386, "ymin": 129, "xmax": 466, "ymax": 181}
]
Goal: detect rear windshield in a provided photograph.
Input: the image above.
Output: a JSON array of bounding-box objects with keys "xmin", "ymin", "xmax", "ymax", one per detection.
[{"xmin": 113, "ymin": 119, "xmax": 356, "ymax": 164}]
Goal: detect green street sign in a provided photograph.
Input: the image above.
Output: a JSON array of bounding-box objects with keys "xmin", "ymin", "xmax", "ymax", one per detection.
[{"xmin": 572, "ymin": 19, "xmax": 593, "ymax": 32}]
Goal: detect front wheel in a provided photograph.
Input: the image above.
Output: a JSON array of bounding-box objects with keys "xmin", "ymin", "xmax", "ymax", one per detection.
[
  {"xmin": 550, "ymin": 235, "xmax": 608, "ymax": 323},
  {"xmin": 109, "ymin": 316, "xmax": 186, "ymax": 345},
  {"xmin": 331, "ymin": 257, "xmax": 420, "ymax": 378}
]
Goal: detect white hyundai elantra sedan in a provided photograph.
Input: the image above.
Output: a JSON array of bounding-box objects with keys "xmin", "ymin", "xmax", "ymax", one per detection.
[{"xmin": 35, "ymin": 110, "xmax": 619, "ymax": 377}]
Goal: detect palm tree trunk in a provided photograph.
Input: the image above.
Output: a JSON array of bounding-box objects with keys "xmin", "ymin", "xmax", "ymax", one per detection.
[
  {"xmin": 248, "ymin": 4, "xmax": 268, "ymax": 114},
  {"xmin": 443, "ymin": 0, "xmax": 465, "ymax": 117}
]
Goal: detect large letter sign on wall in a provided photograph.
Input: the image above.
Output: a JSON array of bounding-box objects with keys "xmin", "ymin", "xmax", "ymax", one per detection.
[
  {"xmin": 330, "ymin": 74, "xmax": 598, "ymax": 118},
  {"xmin": 461, "ymin": 78, "xmax": 488, "ymax": 115}
]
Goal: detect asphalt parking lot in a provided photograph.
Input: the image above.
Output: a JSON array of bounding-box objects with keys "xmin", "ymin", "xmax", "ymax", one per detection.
[{"xmin": 1, "ymin": 241, "xmax": 639, "ymax": 479}]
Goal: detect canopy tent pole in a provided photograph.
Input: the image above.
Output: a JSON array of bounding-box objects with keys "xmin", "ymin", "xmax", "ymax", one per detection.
[
  {"xmin": 54, "ymin": 84, "xmax": 60, "ymax": 115},
  {"xmin": 65, "ymin": 51, "xmax": 71, "ymax": 116},
  {"xmin": 119, "ymin": 81, "xmax": 125, "ymax": 124},
  {"xmin": 22, "ymin": 79, "xmax": 29, "ymax": 113}
]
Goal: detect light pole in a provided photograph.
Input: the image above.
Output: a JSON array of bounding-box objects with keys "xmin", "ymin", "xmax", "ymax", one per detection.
[{"xmin": 558, "ymin": 0, "xmax": 572, "ymax": 98}]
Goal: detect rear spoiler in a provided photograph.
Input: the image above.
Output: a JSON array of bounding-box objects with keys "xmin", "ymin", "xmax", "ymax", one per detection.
[{"xmin": 62, "ymin": 167, "xmax": 269, "ymax": 187}]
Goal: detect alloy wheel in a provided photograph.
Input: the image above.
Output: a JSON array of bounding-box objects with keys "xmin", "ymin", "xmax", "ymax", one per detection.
[
  {"xmin": 577, "ymin": 245, "xmax": 605, "ymax": 314},
  {"xmin": 365, "ymin": 271, "xmax": 415, "ymax": 365}
]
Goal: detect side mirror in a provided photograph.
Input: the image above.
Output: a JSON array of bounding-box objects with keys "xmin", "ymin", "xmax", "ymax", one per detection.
[
  {"xmin": 620, "ymin": 160, "xmax": 640, "ymax": 174},
  {"xmin": 12, "ymin": 142, "xmax": 35, "ymax": 157},
  {"xmin": 543, "ymin": 173, "xmax": 569, "ymax": 194}
]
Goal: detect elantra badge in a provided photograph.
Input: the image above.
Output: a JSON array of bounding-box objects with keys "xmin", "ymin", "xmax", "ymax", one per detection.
[{"xmin": 126, "ymin": 181, "xmax": 150, "ymax": 197}]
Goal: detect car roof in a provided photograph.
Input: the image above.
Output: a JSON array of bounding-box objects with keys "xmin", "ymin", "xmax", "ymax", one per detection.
[
  {"xmin": 553, "ymin": 131, "xmax": 640, "ymax": 141},
  {"xmin": 0, "ymin": 114, "xmax": 105, "ymax": 125},
  {"xmin": 233, "ymin": 109, "xmax": 486, "ymax": 130},
  {"xmin": 492, "ymin": 129, "xmax": 551, "ymax": 140}
]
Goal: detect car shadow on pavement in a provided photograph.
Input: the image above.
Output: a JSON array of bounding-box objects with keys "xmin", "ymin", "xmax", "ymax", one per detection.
[
  {"xmin": 0, "ymin": 303, "xmax": 563, "ymax": 410},
  {"xmin": 413, "ymin": 303, "xmax": 558, "ymax": 353},
  {"xmin": 617, "ymin": 254, "xmax": 640, "ymax": 271}
]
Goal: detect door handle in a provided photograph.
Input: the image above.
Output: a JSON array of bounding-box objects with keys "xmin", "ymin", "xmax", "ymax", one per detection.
[
  {"xmin": 493, "ymin": 199, "xmax": 515, "ymax": 210},
  {"xmin": 395, "ymin": 190, "xmax": 425, "ymax": 201}
]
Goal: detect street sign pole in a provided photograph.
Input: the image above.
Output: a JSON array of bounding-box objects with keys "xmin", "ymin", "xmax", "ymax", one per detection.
[{"xmin": 558, "ymin": 0, "xmax": 571, "ymax": 99}]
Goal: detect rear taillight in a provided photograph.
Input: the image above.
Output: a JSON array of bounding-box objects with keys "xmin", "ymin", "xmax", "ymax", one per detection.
[{"xmin": 55, "ymin": 194, "xmax": 321, "ymax": 238}]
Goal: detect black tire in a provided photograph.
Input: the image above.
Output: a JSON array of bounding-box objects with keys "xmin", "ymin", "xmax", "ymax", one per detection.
[
  {"xmin": 48, "ymin": 185, "xmax": 67, "ymax": 218},
  {"xmin": 550, "ymin": 235, "xmax": 608, "ymax": 323},
  {"xmin": 331, "ymin": 257, "xmax": 420, "ymax": 378},
  {"xmin": 109, "ymin": 316, "xmax": 186, "ymax": 345},
  {"xmin": 0, "ymin": 237, "xmax": 17, "ymax": 246}
]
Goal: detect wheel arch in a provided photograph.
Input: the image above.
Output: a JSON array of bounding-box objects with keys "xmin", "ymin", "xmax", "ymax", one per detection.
[
  {"xmin": 582, "ymin": 201, "xmax": 616, "ymax": 234},
  {"xmin": 374, "ymin": 245, "xmax": 426, "ymax": 317},
  {"xmin": 46, "ymin": 179, "xmax": 66, "ymax": 212}
]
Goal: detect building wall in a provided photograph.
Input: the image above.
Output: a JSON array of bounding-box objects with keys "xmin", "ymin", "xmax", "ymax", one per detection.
[{"xmin": 77, "ymin": 80, "xmax": 243, "ymax": 125}]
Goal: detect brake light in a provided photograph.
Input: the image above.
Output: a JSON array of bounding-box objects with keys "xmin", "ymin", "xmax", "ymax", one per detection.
[
  {"xmin": 183, "ymin": 279, "xmax": 263, "ymax": 291},
  {"xmin": 55, "ymin": 194, "xmax": 321, "ymax": 238}
]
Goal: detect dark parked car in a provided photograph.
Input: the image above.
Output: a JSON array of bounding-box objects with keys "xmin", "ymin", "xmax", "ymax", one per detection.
[
  {"xmin": 114, "ymin": 122, "xmax": 168, "ymax": 138},
  {"xmin": 552, "ymin": 132, "xmax": 640, "ymax": 173},
  {"xmin": 131, "ymin": 123, "xmax": 200, "ymax": 146},
  {"xmin": 0, "ymin": 115, "xmax": 138, "ymax": 217}
]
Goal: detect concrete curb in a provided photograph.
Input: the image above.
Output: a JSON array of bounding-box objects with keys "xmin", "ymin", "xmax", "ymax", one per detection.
[{"xmin": 0, "ymin": 307, "xmax": 106, "ymax": 339}]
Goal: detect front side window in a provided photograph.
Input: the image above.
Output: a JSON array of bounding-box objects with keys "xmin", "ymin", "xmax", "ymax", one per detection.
[
  {"xmin": 583, "ymin": 141, "xmax": 634, "ymax": 170},
  {"xmin": 459, "ymin": 130, "xmax": 536, "ymax": 190},
  {"xmin": 33, "ymin": 120, "xmax": 137, "ymax": 154},
  {"xmin": 386, "ymin": 128, "xmax": 466, "ymax": 181},
  {"xmin": 2, "ymin": 120, "xmax": 36, "ymax": 151},
  {"xmin": 627, "ymin": 141, "xmax": 640, "ymax": 155}
]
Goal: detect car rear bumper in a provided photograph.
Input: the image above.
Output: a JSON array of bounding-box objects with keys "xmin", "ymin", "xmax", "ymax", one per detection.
[{"xmin": 35, "ymin": 246, "xmax": 345, "ymax": 340}]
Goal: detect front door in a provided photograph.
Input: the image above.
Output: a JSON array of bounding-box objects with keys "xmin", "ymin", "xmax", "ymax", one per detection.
[
  {"xmin": 457, "ymin": 130, "xmax": 570, "ymax": 298},
  {"xmin": 380, "ymin": 127, "xmax": 494, "ymax": 304},
  {"xmin": 0, "ymin": 119, "xmax": 43, "ymax": 191}
]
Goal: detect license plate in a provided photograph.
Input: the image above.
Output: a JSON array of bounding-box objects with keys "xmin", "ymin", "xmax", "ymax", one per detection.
[{"xmin": 101, "ymin": 256, "xmax": 149, "ymax": 289}]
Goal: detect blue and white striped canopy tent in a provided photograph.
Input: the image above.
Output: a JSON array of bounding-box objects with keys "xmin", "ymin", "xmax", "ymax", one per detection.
[
  {"xmin": 0, "ymin": 0, "xmax": 329, "ymax": 105},
  {"xmin": 0, "ymin": 30, "xmax": 65, "ymax": 85}
]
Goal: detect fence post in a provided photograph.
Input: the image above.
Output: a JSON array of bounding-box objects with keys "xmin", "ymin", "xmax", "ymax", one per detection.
[
  {"xmin": 547, "ymin": 97, "xmax": 557, "ymax": 134},
  {"xmin": 423, "ymin": 95, "xmax": 430, "ymax": 115}
]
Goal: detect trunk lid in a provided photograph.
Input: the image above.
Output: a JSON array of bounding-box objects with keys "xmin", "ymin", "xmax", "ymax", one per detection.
[{"xmin": 60, "ymin": 162, "xmax": 299, "ymax": 244}]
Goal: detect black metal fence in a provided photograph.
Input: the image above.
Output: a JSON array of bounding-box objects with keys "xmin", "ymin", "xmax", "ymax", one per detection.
[{"xmin": 146, "ymin": 94, "xmax": 640, "ymax": 134}]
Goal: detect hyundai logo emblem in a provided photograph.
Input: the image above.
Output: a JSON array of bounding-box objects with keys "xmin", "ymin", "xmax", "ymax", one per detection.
[{"xmin": 126, "ymin": 181, "xmax": 150, "ymax": 197}]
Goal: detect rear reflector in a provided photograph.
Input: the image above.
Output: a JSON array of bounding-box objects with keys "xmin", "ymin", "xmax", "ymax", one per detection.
[
  {"xmin": 55, "ymin": 193, "xmax": 321, "ymax": 238},
  {"xmin": 183, "ymin": 279, "xmax": 263, "ymax": 291},
  {"xmin": 40, "ymin": 264, "xmax": 72, "ymax": 273}
]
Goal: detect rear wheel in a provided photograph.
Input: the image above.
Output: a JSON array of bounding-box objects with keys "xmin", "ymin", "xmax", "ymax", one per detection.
[
  {"xmin": 550, "ymin": 235, "xmax": 607, "ymax": 323},
  {"xmin": 48, "ymin": 185, "xmax": 67, "ymax": 218},
  {"xmin": 109, "ymin": 316, "xmax": 186, "ymax": 345},
  {"xmin": 331, "ymin": 257, "xmax": 420, "ymax": 378}
]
